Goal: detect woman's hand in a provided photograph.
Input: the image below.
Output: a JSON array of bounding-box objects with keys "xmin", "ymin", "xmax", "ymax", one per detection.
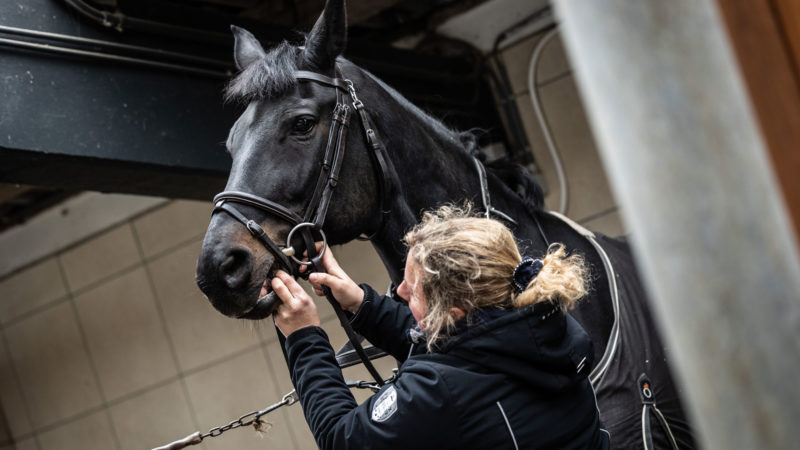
[
  {"xmin": 307, "ymin": 245, "xmax": 364, "ymax": 313},
  {"xmin": 272, "ymin": 270, "xmax": 321, "ymax": 336}
]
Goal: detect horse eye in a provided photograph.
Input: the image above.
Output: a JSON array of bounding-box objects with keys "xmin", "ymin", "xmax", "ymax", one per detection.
[{"xmin": 292, "ymin": 116, "xmax": 315, "ymax": 134}]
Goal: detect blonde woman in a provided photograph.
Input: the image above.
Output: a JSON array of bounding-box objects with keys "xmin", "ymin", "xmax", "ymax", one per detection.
[{"xmin": 272, "ymin": 206, "xmax": 610, "ymax": 449}]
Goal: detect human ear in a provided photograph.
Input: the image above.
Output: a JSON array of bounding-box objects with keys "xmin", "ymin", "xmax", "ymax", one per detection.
[{"xmin": 449, "ymin": 307, "xmax": 466, "ymax": 321}]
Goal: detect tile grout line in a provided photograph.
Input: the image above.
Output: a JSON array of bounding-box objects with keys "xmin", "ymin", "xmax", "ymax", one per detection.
[
  {"xmin": 1, "ymin": 234, "xmax": 209, "ymax": 330},
  {"xmin": 10, "ymin": 331, "xmax": 260, "ymax": 445},
  {"xmin": 53, "ymin": 232, "xmax": 206, "ymax": 300},
  {"xmin": 129, "ymin": 223, "xmax": 203, "ymax": 433},
  {"xmin": 0, "ymin": 326, "xmax": 41, "ymax": 449},
  {"xmin": 1, "ymin": 295, "xmax": 72, "ymax": 329},
  {"xmin": 258, "ymin": 340, "xmax": 301, "ymax": 450},
  {"xmin": 0, "ymin": 199, "xmax": 173, "ymax": 283},
  {"xmin": 55, "ymin": 250, "xmax": 123, "ymax": 450},
  {"xmin": 577, "ymin": 205, "xmax": 620, "ymax": 225},
  {"xmin": 18, "ymin": 338, "xmax": 272, "ymax": 441},
  {"xmin": 509, "ymin": 69, "xmax": 573, "ymax": 100},
  {"xmin": 536, "ymin": 69, "xmax": 574, "ymax": 88}
]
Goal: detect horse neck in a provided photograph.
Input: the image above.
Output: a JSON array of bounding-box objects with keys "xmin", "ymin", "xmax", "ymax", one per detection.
[
  {"xmin": 353, "ymin": 69, "xmax": 614, "ymax": 353},
  {"xmin": 357, "ymin": 67, "xmax": 544, "ymax": 284},
  {"xmin": 350, "ymin": 70, "xmax": 484, "ymax": 283},
  {"xmin": 351, "ymin": 66, "xmax": 607, "ymax": 273}
]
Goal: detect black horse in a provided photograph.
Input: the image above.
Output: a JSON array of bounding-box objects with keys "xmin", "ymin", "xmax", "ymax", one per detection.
[{"xmin": 196, "ymin": 1, "xmax": 694, "ymax": 448}]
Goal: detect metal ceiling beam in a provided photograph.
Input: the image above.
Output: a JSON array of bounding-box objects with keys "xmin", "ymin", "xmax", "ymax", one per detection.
[{"xmin": 0, "ymin": 0, "xmax": 504, "ymax": 200}]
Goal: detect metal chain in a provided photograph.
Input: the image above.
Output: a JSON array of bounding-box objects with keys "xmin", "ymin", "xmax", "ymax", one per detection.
[
  {"xmin": 200, "ymin": 390, "xmax": 299, "ymax": 440},
  {"xmin": 152, "ymin": 377, "xmax": 395, "ymax": 449}
]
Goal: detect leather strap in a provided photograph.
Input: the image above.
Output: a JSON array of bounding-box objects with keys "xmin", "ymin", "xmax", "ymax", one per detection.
[
  {"xmin": 472, "ymin": 156, "xmax": 518, "ymax": 226},
  {"xmin": 214, "ymin": 202, "xmax": 296, "ymax": 276},
  {"xmin": 214, "ymin": 191, "xmax": 303, "ymax": 225},
  {"xmin": 314, "ymin": 100, "xmax": 350, "ymax": 227},
  {"xmin": 295, "ymin": 70, "xmax": 349, "ymax": 92},
  {"xmin": 353, "ymin": 102, "xmax": 393, "ymax": 236}
]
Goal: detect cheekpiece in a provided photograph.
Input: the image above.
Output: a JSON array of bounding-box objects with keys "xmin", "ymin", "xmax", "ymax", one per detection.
[{"xmin": 513, "ymin": 256, "xmax": 544, "ymax": 293}]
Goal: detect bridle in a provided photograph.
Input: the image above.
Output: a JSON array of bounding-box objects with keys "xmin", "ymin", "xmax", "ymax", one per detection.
[
  {"xmin": 211, "ymin": 65, "xmax": 394, "ymax": 385},
  {"xmin": 213, "ymin": 66, "xmax": 393, "ymax": 279}
]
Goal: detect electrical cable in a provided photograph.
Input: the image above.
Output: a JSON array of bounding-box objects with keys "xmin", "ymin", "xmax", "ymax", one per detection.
[
  {"xmin": 62, "ymin": 0, "xmax": 232, "ymax": 45},
  {"xmin": 0, "ymin": 37, "xmax": 231, "ymax": 78},
  {"xmin": 527, "ymin": 27, "xmax": 569, "ymax": 214},
  {"xmin": 0, "ymin": 25, "xmax": 230, "ymax": 68},
  {"xmin": 487, "ymin": 6, "xmax": 552, "ymax": 166}
]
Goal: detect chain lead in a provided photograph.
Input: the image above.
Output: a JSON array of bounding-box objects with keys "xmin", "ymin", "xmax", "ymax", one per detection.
[
  {"xmin": 198, "ymin": 389, "xmax": 298, "ymax": 441},
  {"xmin": 152, "ymin": 380, "xmax": 380, "ymax": 449}
]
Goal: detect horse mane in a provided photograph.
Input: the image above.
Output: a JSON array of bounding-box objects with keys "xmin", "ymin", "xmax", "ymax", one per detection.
[
  {"xmin": 459, "ymin": 131, "xmax": 545, "ymax": 212},
  {"xmin": 368, "ymin": 70, "xmax": 546, "ymax": 213},
  {"xmin": 224, "ymin": 41, "xmax": 299, "ymax": 103}
]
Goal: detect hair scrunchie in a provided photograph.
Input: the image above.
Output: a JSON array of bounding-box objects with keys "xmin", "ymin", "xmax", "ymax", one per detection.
[{"xmin": 513, "ymin": 256, "xmax": 544, "ymax": 293}]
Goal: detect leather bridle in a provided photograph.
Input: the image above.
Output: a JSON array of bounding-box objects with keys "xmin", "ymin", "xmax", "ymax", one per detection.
[
  {"xmin": 213, "ymin": 66, "xmax": 393, "ymax": 279},
  {"xmin": 211, "ymin": 65, "xmax": 393, "ymax": 385}
]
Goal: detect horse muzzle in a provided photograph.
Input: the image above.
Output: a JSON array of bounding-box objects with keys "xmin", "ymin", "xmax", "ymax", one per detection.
[{"xmin": 195, "ymin": 217, "xmax": 285, "ymax": 319}]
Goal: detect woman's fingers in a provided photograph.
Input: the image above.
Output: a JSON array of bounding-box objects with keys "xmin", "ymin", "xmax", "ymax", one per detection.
[
  {"xmin": 275, "ymin": 270, "xmax": 307, "ymax": 300},
  {"xmin": 271, "ymin": 273, "xmax": 297, "ymax": 305},
  {"xmin": 321, "ymin": 249, "xmax": 344, "ymax": 276},
  {"xmin": 309, "ymin": 272, "xmax": 339, "ymax": 293},
  {"xmin": 272, "ymin": 271, "xmax": 321, "ymax": 336}
]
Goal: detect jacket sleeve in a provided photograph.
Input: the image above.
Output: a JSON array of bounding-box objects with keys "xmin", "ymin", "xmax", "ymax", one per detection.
[
  {"xmin": 286, "ymin": 326, "xmax": 457, "ymax": 450},
  {"xmin": 348, "ymin": 284, "xmax": 417, "ymax": 362}
]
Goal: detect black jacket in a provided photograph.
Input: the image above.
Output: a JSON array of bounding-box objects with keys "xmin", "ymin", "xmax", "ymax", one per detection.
[{"xmin": 285, "ymin": 285, "xmax": 610, "ymax": 450}]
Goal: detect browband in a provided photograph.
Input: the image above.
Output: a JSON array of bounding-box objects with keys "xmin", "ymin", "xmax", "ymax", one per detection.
[{"xmin": 295, "ymin": 70, "xmax": 349, "ymax": 92}]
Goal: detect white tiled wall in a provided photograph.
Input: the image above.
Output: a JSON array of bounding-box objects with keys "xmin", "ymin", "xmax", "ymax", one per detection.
[
  {"xmin": 0, "ymin": 26, "xmax": 623, "ymax": 450},
  {"xmin": 0, "ymin": 200, "xmax": 391, "ymax": 450},
  {"xmin": 502, "ymin": 30, "xmax": 628, "ymax": 237}
]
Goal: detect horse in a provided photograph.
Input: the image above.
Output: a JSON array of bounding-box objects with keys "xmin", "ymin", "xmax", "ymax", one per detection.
[{"xmin": 195, "ymin": 1, "xmax": 695, "ymax": 448}]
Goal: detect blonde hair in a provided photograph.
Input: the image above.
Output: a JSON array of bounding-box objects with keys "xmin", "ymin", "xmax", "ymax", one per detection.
[{"xmin": 403, "ymin": 205, "xmax": 589, "ymax": 348}]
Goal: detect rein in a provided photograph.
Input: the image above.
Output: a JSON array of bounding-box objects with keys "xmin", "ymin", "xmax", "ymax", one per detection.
[{"xmin": 211, "ymin": 65, "xmax": 394, "ymax": 386}]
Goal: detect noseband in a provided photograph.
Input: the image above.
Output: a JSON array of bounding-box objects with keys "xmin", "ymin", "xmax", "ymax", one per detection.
[{"xmin": 212, "ymin": 66, "xmax": 393, "ymax": 278}]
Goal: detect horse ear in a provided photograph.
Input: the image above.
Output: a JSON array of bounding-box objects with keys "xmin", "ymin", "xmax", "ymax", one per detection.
[
  {"xmin": 303, "ymin": 0, "xmax": 347, "ymax": 71},
  {"xmin": 231, "ymin": 25, "xmax": 266, "ymax": 70}
]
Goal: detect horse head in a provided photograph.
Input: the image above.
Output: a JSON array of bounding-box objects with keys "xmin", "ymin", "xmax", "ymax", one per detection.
[{"xmin": 196, "ymin": 0, "xmax": 385, "ymax": 319}]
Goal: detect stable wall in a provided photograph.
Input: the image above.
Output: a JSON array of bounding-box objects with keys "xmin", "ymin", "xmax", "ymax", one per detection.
[{"xmin": 500, "ymin": 29, "xmax": 626, "ymax": 235}]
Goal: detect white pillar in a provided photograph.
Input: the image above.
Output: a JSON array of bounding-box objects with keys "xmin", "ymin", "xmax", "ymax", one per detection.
[{"xmin": 553, "ymin": 1, "xmax": 800, "ymax": 449}]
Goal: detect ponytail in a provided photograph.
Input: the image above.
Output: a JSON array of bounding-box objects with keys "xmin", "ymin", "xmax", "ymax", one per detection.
[{"xmin": 513, "ymin": 243, "xmax": 588, "ymax": 310}]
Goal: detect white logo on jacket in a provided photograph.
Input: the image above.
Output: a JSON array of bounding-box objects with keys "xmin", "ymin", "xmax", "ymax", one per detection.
[{"xmin": 371, "ymin": 385, "xmax": 398, "ymax": 422}]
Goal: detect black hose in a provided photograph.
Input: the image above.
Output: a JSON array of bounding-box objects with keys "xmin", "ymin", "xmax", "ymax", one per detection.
[
  {"xmin": 62, "ymin": 0, "xmax": 231, "ymax": 45},
  {"xmin": 486, "ymin": 6, "xmax": 553, "ymax": 165},
  {"xmin": 0, "ymin": 37, "xmax": 231, "ymax": 78},
  {"xmin": 0, "ymin": 25, "xmax": 230, "ymax": 68}
]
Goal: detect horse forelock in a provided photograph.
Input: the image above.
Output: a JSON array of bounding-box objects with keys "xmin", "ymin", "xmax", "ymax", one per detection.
[{"xmin": 224, "ymin": 41, "xmax": 299, "ymax": 103}]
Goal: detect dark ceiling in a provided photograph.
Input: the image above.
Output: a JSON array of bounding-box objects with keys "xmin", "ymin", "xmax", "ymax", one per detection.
[{"xmin": 87, "ymin": 0, "xmax": 490, "ymax": 50}]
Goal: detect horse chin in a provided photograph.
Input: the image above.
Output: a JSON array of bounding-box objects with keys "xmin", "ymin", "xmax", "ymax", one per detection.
[
  {"xmin": 197, "ymin": 266, "xmax": 280, "ymax": 319},
  {"xmin": 237, "ymin": 291, "xmax": 281, "ymax": 320}
]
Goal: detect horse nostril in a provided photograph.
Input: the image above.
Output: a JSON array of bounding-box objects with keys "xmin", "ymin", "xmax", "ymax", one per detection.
[{"xmin": 219, "ymin": 247, "xmax": 253, "ymax": 290}]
